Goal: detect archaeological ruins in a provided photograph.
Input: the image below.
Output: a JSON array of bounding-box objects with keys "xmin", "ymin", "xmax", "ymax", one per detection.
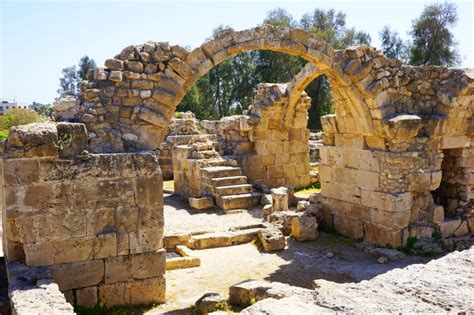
[{"xmin": 0, "ymin": 25, "xmax": 472, "ymax": 313}]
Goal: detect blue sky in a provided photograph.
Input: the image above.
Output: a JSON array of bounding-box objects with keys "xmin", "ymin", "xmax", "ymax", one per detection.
[{"xmin": 1, "ymin": 0, "xmax": 473, "ymax": 104}]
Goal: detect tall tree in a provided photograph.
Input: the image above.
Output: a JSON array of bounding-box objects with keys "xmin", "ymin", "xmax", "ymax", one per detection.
[
  {"xmin": 57, "ymin": 66, "xmax": 79, "ymax": 97},
  {"xmin": 77, "ymin": 55, "xmax": 96, "ymax": 81},
  {"xmin": 409, "ymin": 2, "xmax": 459, "ymax": 66},
  {"xmin": 57, "ymin": 55, "xmax": 96, "ymax": 98},
  {"xmin": 379, "ymin": 26, "xmax": 409, "ymax": 61}
]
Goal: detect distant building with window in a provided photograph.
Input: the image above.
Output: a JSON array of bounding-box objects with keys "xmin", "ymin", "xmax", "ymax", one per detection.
[{"xmin": 0, "ymin": 99, "xmax": 29, "ymax": 115}]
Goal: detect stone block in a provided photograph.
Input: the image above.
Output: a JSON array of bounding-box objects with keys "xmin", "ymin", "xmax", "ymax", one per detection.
[
  {"xmin": 131, "ymin": 249, "xmax": 166, "ymax": 279},
  {"xmin": 361, "ymin": 190, "xmax": 412, "ymax": 212},
  {"xmin": 439, "ymin": 218, "xmax": 467, "ymax": 238},
  {"xmin": 134, "ymin": 176, "xmax": 163, "ymax": 207},
  {"xmin": 129, "ymin": 227, "xmax": 163, "ymax": 254},
  {"xmin": 2, "ymin": 159, "xmax": 39, "ymax": 186},
  {"xmin": 5, "ymin": 122, "xmax": 58, "ymax": 158},
  {"xmin": 56, "ymin": 122, "xmax": 88, "ymax": 158},
  {"xmin": 189, "ymin": 196, "xmax": 214, "ymax": 210},
  {"xmin": 363, "ymin": 222, "xmax": 403, "ymax": 248},
  {"xmin": 428, "ymin": 205, "xmax": 445, "ymax": 224},
  {"xmin": 98, "ymin": 281, "xmax": 130, "ymax": 306},
  {"xmin": 76, "ymin": 286, "xmax": 98, "ymax": 308},
  {"xmin": 24, "ymin": 232, "xmax": 117, "ymax": 266},
  {"xmin": 268, "ymin": 211, "xmax": 301, "ymax": 236},
  {"xmin": 50, "ymin": 259, "xmax": 104, "ymax": 291},
  {"xmin": 333, "ymin": 215, "xmax": 363, "ymax": 239},
  {"xmin": 271, "ymin": 187, "xmax": 289, "ymax": 211},
  {"xmin": 441, "ymin": 136, "xmax": 470, "ymax": 149},
  {"xmin": 408, "ymin": 226, "xmax": 434, "ymax": 239},
  {"xmin": 189, "ymin": 232, "xmax": 232, "ymax": 249},
  {"xmin": 291, "ymin": 215, "xmax": 318, "ymax": 241},
  {"xmin": 195, "ymin": 293, "xmax": 226, "ymax": 315},
  {"xmin": 258, "ymin": 228, "xmax": 286, "ymax": 252},
  {"xmin": 129, "ymin": 276, "xmax": 166, "ymax": 305},
  {"xmin": 365, "ymin": 136, "xmax": 385, "ymax": 150}
]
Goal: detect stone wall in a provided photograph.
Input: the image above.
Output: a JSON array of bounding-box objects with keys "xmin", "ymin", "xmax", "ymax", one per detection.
[
  {"xmin": 1, "ymin": 122, "xmax": 166, "ymax": 308},
  {"xmin": 159, "ymin": 112, "xmax": 203, "ymax": 179},
  {"xmin": 196, "ymin": 83, "xmax": 311, "ymax": 188}
]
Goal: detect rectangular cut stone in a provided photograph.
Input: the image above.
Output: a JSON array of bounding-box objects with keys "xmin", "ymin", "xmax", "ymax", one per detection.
[
  {"xmin": 130, "ymin": 227, "xmax": 164, "ymax": 254},
  {"xmin": 361, "ymin": 190, "xmax": 412, "ymax": 212},
  {"xmin": 76, "ymin": 286, "xmax": 98, "ymax": 308},
  {"xmin": 130, "ymin": 249, "xmax": 166, "ymax": 279},
  {"xmin": 2, "ymin": 159, "xmax": 39, "ymax": 186},
  {"xmin": 333, "ymin": 215, "xmax": 363, "ymax": 239},
  {"xmin": 24, "ymin": 232, "xmax": 117, "ymax": 266},
  {"xmin": 50, "ymin": 259, "xmax": 104, "ymax": 291},
  {"xmin": 98, "ymin": 281, "xmax": 130, "ymax": 306},
  {"xmin": 129, "ymin": 276, "xmax": 166, "ymax": 305},
  {"xmin": 105, "ymin": 255, "xmax": 131, "ymax": 284},
  {"xmin": 363, "ymin": 222, "xmax": 404, "ymax": 247},
  {"xmin": 442, "ymin": 136, "xmax": 470, "ymax": 149}
]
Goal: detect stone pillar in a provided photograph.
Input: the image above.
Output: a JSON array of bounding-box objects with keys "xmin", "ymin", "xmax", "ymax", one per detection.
[
  {"xmin": 1, "ymin": 122, "xmax": 166, "ymax": 308},
  {"xmin": 271, "ymin": 187, "xmax": 289, "ymax": 212}
]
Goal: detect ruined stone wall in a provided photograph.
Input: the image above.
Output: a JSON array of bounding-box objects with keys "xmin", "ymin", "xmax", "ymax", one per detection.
[
  {"xmin": 191, "ymin": 83, "xmax": 311, "ymax": 188},
  {"xmin": 159, "ymin": 111, "xmax": 202, "ymax": 179},
  {"xmin": 1, "ymin": 122, "xmax": 165, "ymax": 308}
]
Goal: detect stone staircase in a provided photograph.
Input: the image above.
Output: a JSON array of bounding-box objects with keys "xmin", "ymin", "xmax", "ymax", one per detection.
[{"xmin": 190, "ymin": 141, "xmax": 260, "ymax": 211}]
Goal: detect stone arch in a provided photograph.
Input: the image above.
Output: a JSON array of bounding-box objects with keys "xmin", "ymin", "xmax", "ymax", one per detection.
[{"xmin": 79, "ymin": 25, "xmax": 394, "ymax": 153}]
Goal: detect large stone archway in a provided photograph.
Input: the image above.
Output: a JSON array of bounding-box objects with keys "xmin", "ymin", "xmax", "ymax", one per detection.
[{"xmin": 78, "ymin": 25, "xmax": 384, "ymax": 153}]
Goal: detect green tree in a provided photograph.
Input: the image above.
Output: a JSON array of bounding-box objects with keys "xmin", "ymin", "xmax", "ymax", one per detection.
[
  {"xmin": 30, "ymin": 102, "xmax": 54, "ymax": 120},
  {"xmin": 379, "ymin": 26, "xmax": 409, "ymax": 61},
  {"xmin": 299, "ymin": 8, "xmax": 371, "ymax": 130},
  {"xmin": 57, "ymin": 55, "xmax": 96, "ymax": 97},
  {"xmin": 77, "ymin": 55, "xmax": 96, "ymax": 81},
  {"xmin": 409, "ymin": 2, "xmax": 460, "ymax": 66},
  {"xmin": 57, "ymin": 65, "xmax": 78, "ymax": 97}
]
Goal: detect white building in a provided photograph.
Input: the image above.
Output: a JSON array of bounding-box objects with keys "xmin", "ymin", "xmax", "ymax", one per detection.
[{"xmin": 0, "ymin": 99, "xmax": 29, "ymax": 115}]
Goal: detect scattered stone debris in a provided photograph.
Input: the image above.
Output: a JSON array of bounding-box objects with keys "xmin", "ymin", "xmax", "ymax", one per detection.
[
  {"xmin": 195, "ymin": 292, "xmax": 227, "ymax": 315},
  {"xmin": 377, "ymin": 256, "xmax": 389, "ymax": 264},
  {"xmin": 258, "ymin": 228, "xmax": 286, "ymax": 252}
]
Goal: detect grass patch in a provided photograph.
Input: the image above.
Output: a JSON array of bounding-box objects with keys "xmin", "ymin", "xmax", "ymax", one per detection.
[
  {"xmin": 0, "ymin": 130, "xmax": 8, "ymax": 141},
  {"xmin": 294, "ymin": 182, "xmax": 321, "ymax": 197},
  {"xmin": 163, "ymin": 180, "xmax": 174, "ymax": 192}
]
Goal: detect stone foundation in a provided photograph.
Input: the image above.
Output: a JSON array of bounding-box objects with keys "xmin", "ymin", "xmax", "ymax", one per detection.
[{"xmin": 1, "ymin": 122, "xmax": 166, "ymax": 308}]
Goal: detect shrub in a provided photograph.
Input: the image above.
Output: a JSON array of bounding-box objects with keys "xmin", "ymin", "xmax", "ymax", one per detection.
[{"xmin": 0, "ymin": 108, "xmax": 43, "ymax": 131}]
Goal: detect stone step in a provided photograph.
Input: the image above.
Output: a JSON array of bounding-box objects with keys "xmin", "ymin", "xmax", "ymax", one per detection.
[
  {"xmin": 211, "ymin": 176, "xmax": 248, "ymax": 186},
  {"xmin": 214, "ymin": 184, "xmax": 253, "ymax": 196},
  {"xmin": 191, "ymin": 150, "xmax": 219, "ymax": 159},
  {"xmin": 202, "ymin": 166, "xmax": 242, "ymax": 178},
  {"xmin": 215, "ymin": 193, "xmax": 261, "ymax": 210}
]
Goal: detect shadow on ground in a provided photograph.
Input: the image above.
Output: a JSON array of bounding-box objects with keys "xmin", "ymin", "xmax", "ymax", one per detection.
[{"xmin": 264, "ymin": 232, "xmax": 437, "ymax": 288}]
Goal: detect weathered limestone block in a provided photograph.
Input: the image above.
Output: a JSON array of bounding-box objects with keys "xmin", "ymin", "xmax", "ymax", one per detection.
[
  {"xmin": 53, "ymin": 96, "xmax": 79, "ymax": 121},
  {"xmin": 291, "ymin": 215, "xmax": 318, "ymax": 241},
  {"xmin": 56, "ymin": 122, "xmax": 88, "ymax": 158},
  {"xmin": 49, "ymin": 259, "xmax": 104, "ymax": 291},
  {"xmin": 189, "ymin": 196, "xmax": 214, "ymax": 210},
  {"xmin": 271, "ymin": 187, "xmax": 289, "ymax": 212},
  {"xmin": 268, "ymin": 211, "xmax": 302, "ymax": 236},
  {"xmin": 258, "ymin": 228, "xmax": 286, "ymax": 252},
  {"xmin": 195, "ymin": 292, "xmax": 227, "ymax": 315},
  {"xmin": 98, "ymin": 276, "xmax": 165, "ymax": 306},
  {"xmin": 5, "ymin": 122, "xmax": 58, "ymax": 158},
  {"xmin": 76, "ymin": 286, "xmax": 98, "ymax": 308}
]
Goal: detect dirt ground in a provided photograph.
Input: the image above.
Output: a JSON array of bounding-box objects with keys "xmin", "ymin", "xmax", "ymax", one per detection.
[{"xmin": 150, "ymin": 194, "xmax": 432, "ymax": 314}]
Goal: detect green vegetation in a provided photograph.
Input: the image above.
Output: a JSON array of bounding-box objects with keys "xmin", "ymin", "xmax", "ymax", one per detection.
[
  {"xmin": 58, "ymin": 55, "xmax": 96, "ymax": 97},
  {"xmin": 178, "ymin": 7, "xmax": 371, "ymax": 130},
  {"xmin": 163, "ymin": 180, "xmax": 174, "ymax": 192},
  {"xmin": 432, "ymin": 229, "xmax": 442, "ymax": 240},
  {"xmin": 0, "ymin": 108, "xmax": 44, "ymax": 141},
  {"xmin": 380, "ymin": 2, "xmax": 459, "ymax": 66},
  {"xmin": 178, "ymin": 3, "xmax": 460, "ymax": 129},
  {"xmin": 294, "ymin": 182, "xmax": 321, "ymax": 197}
]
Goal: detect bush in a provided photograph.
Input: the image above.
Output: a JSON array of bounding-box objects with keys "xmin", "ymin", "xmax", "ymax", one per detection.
[{"xmin": 0, "ymin": 109, "xmax": 44, "ymax": 139}]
